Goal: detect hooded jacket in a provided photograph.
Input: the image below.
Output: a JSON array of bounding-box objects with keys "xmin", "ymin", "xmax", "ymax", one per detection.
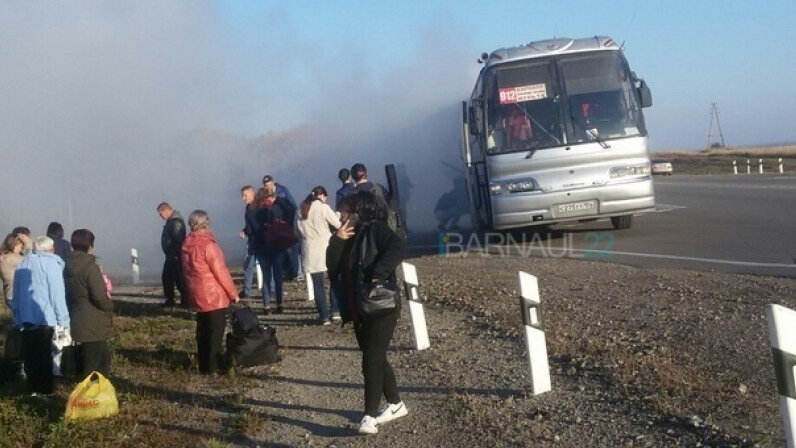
[
  {"xmin": 181, "ymin": 229, "xmax": 237, "ymax": 313},
  {"xmin": 12, "ymin": 251, "xmax": 70, "ymax": 327},
  {"xmin": 64, "ymin": 251, "xmax": 113, "ymax": 342}
]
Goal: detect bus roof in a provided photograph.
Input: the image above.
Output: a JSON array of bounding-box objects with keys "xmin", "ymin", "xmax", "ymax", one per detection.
[{"xmin": 482, "ymin": 36, "xmax": 620, "ymax": 68}]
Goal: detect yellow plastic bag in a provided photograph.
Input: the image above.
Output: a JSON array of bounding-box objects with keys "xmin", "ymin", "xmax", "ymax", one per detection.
[{"xmin": 65, "ymin": 371, "xmax": 119, "ymax": 420}]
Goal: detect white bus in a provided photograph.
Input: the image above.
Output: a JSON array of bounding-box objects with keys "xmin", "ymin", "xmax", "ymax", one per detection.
[{"xmin": 461, "ymin": 36, "xmax": 654, "ymax": 231}]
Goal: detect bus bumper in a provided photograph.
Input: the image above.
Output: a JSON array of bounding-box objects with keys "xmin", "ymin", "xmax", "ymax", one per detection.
[{"xmin": 490, "ymin": 179, "xmax": 655, "ymax": 230}]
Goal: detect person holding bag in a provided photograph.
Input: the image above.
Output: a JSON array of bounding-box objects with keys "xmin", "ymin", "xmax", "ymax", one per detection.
[
  {"xmin": 12, "ymin": 236, "xmax": 70, "ymax": 395},
  {"xmin": 255, "ymin": 189, "xmax": 296, "ymax": 314},
  {"xmin": 181, "ymin": 210, "xmax": 240, "ymax": 374},
  {"xmin": 326, "ymin": 190, "xmax": 408, "ymax": 435},
  {"xmin": 64, "ymin": 229, "xmax": 113, "ymax": 377}
]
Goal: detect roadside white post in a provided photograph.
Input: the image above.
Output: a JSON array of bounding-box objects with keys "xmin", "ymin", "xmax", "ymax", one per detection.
[
  {"xmin": 130, "ymin": 248, "xmax": 140, "ymax": 284},
  {"xmin": 747, "ymin": 159, "xmax": 751, "ymax": 174},
  {"xmin": 519, "ymin": 271, "xmax": 551, "ymax": 395},
  {"xmin": 256, "ymin": 261, "xmax": 263, "ymax": 291},
  {"xmin": 766, "ymin": 304, "xmax": 796, "ymax": 448},
  {"xmin": 733, "ymin": 160, "xmax": 738, "ymax": 175},
  {"xmin": 780, "ymin": 158, "xmax": 785, "ymax": 174},
  {"xmin": 306, "ymin": 273, "xmax": 315, "ymax": 301},
  {"xmin": 401, "ymin": 262, "xmax": 430, "ymax": 351},
  {"xmin": 760, "ymin": 158, "xmax": 764, "ymax": 174}
]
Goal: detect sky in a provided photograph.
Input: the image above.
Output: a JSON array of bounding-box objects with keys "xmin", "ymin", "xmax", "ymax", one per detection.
[
  {"xmin": 218, "ymin": 0, "xmax": 796, "ymax": 149},
  {"xmin": 0, "ymin": 1, "xmax": 794, "ymax": 273}
]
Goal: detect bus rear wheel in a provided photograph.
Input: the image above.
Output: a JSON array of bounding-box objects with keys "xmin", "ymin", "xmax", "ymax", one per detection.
[{"xmin": 610, "ymin": 215, "xmax": 633, "ymax": 230}]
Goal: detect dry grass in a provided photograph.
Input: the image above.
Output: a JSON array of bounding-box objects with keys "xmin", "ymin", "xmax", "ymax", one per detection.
[
  {"xmin": 0, "ymin": 298, "xmax": 272, "ymax": 448},
  {"xmin": 654, "ymin": 144, "xmax": 796, "ymax": 158},
  {"xmin": 650, "ymin": 144, "xmax": 796, "ymax": 175}
]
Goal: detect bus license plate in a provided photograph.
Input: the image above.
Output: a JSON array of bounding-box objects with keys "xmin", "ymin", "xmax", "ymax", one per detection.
[{"xmin": 553, "ymin": 200, "xmax": 598, "ymax": 218}]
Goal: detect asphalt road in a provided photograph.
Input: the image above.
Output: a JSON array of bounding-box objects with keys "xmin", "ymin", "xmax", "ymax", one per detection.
[
  {"xmin": 419, "ymin": 174, "xmax": 796, "ymax": 278},
  {"xmin": 543, "ymin": 174, "xmax": 796, "ymax": 277}
]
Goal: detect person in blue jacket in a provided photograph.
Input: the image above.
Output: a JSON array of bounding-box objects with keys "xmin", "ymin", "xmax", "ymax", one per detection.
[{"xmin": 11, "ymin": 236, "xmax": 70, "ymax": 395}]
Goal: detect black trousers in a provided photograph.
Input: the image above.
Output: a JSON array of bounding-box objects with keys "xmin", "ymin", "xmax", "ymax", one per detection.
[
  {"xmin": 21, "ymin": 326, "xmax": 54, "ymax": 394},
  {"xmin": 196, "ymin": 308, "xmax": 227, "ymax": 374},
  {"xmin": 78, "ymin": 341, "xmax": 111, "ymax": 377},
  {"xmin": 162, "ymin": 256, "xmax": 185, "ymax": 302},
  {"xmin": 354, "ymin": 309, "xmax": 401, "ymax": 416}
]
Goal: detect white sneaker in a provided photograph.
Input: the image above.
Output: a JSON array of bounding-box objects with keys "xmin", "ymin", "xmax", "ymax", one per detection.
[
  {"xmin": 375, "ymin": 401, "xmax": 408, "ymax": 424},
  {"xmin": 358, "ymin": 415, "xmax": 378, "ymax": 435}
]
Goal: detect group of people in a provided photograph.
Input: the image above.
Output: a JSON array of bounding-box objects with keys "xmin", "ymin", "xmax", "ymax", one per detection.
[
  {"xmin": 165, "ymin": 162, "xmax": 408, "ymax": 434},
  {"xmin": 0, "ymin": 224, "xmax": 114, "ymax": 395},
  {"xmin": 1, "ymin": 162, "xmax": 408, "ymax": 435}
]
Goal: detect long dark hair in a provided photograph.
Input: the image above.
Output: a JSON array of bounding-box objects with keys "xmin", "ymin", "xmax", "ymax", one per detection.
[
  {"xmin": 299, "ymin": 186, "xmax": 328, "ymax": 220},
  {"xmin": 349, "ymin": 190, "xmax": 387, "ymax": 223}
]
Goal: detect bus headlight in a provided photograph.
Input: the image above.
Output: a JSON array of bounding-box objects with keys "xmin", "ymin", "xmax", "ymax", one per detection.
[
  {"xmin": 490, "ymin": 183, "xmax": 504, "ymax": 195},
  {"xmin": 609, "ymin": 163, "xmax": 651, "ymax": 179}
]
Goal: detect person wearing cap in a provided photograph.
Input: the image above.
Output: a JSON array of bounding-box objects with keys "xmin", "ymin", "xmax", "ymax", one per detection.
[{"xmin": 262, "ymin": 175, "xmax": 303, "ymax": 281}]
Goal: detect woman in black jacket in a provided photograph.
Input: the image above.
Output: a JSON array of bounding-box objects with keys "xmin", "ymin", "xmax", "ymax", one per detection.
[{"xmin": 326, "ymin": 191, "xmax": 407, "ymax": 435}]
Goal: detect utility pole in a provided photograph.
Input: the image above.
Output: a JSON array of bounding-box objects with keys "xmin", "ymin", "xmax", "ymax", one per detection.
[{"xmin": 706, "ymin": 102, "xmax": 726, "ymax": 149}]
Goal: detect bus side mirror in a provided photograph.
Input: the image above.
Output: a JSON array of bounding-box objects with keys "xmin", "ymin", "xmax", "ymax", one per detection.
[{"xmin": 637, "ymin": 80, "xmax": 652, "ymax": 108}]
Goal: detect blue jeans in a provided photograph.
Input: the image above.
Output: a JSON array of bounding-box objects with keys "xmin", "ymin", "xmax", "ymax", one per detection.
[
  {"xmin": 242, "ymin": 250, "xmax": 257, "ymax": 297},
  {"xmin": 311, "ymin": 272, "xmax": 339, "ymax": 321},
  {"xmin": 258, "ymin": 250, "xmax": 285, "ymax": 308}
]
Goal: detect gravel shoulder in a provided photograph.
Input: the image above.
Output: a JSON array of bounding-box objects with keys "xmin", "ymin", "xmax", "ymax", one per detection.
[{"xmin": 107, "ymin": 253, "xmax": 795, "ymax": 448}]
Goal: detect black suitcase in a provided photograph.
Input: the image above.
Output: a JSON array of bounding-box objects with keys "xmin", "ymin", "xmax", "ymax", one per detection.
[{"xmin": 226, "ymin": 324, "xmax": 280, "ymax": 368}]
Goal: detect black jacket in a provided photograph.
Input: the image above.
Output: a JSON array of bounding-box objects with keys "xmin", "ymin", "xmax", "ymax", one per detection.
[
  {"xmin": 161, "ymin": 210, "xmax": 186, "ymax": 257},
  {"xmin": 242, "ymin": 204, "xmax": 259, "ymax": 248},
  {"xmin": 64, "ymin": 251, "xmax": 113, "ymax": 342},
  {"xmin": 326, "ymin": 221, "xmax": 404, "ymax": 323}
]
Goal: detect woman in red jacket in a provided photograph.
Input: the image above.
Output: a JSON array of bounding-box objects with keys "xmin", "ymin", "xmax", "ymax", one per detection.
[{"xmin": 181, "ymin": 210, "xmax": 239, "ymax": 374}]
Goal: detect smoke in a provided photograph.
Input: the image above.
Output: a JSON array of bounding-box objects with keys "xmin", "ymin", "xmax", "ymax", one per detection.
[{"xmin": 0, "ymin": 3, "xmax": 478, "ymax": 278}]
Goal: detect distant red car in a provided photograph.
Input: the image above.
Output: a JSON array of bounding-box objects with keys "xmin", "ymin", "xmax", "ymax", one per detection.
[{"xmin": 651, "ymin": 158, "xmax": 673, "ymax": 175}]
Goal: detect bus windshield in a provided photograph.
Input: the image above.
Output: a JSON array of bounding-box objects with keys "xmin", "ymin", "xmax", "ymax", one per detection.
[{"xmin": 485, "ymin": 51, "xmax": 646, "ymax": 154}]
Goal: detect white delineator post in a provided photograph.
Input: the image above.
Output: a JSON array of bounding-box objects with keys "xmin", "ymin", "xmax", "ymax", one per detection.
[
  {"xmin": 130, "ymin": 248, "xmax": 140, "ymax": 284},
  {"xmin": 780, "ymin": 158, "xmax": 785, "ymax": 174},
  {"xmin": 306, "ymin": 274, "xmax": 315, "ymax": 301},
  {"xmin": 256, "ymin": 261, "xmax": 263, "ymax": 291},
  {"xmin": 766, "ymin": 304, "xmax": 796, "ymax": 448},
  {"xmin": 519, "ymin": 271, "xmax": 551, "ymax": 395},
  {"xmin": 733, "ymin": 160, "xmax": 738, "ymax": 175},
  {"xmin": 760, "ymin": 158, "xmax": 764, "ymax": 174},
  {"xmin": 747, "ymin": 159, "xmax": 751, "ymax": 174},
  {"xmin": 401, "ymin": 262, "xmax": 430, "ymax": 351}
]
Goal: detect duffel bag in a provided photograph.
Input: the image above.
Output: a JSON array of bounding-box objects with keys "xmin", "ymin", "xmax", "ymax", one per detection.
[{"xmin": 226, "ymin": 325, "xmax": 280, "ymax": 368}]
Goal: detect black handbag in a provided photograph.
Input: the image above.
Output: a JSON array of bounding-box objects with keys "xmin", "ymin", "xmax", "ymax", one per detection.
[
  {"xmin": 354, "ymin": 225, "xmax": 401, "ymax": 320},
  {"xmin": 357, "ymin": 281, "xmax": 400, "ymax": 319}
]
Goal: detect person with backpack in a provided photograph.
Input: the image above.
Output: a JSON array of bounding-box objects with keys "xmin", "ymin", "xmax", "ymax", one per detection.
[
  {"xmin": 326, "ymin": 190, "xmax": 408, "ymax": 435},
  {"xmin": 297, "ymin": 186, "xmax": 341, "ymax": 325},
  {"xmin": 255, "ymin": 188, "xmax": 296, "ymax": 314}
]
